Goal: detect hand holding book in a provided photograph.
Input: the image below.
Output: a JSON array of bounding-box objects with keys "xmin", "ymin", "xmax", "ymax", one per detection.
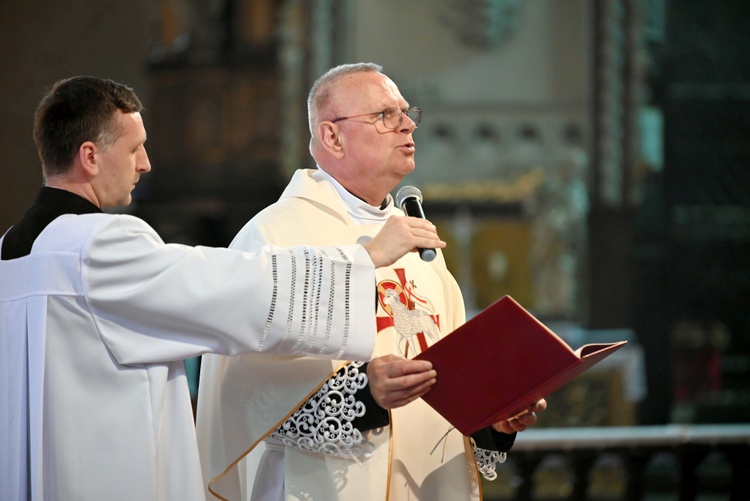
[{"xmin": 492, "ymin": 398, "xmax": 547, "ymax": 434}]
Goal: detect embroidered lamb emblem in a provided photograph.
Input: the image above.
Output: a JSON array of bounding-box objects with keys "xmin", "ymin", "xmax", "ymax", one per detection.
[{"xmin": 382, "ymin": 288, "xmax": 440, "ymax": 356}]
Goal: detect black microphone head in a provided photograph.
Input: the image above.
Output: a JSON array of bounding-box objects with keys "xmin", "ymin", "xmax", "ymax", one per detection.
[{"xmin": 395, "ymin": 185, "xmax": 423, "ymax": 210}]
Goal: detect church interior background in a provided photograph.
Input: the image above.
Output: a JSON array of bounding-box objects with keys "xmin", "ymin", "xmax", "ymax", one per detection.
[{"xmin": 1, "ymin": 0, "xmax": 749, "ymax": 494}]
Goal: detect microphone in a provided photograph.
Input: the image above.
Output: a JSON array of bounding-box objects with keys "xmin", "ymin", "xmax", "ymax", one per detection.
[{"xmin": 395, "ymin": 185, "xmax": 436, "ymax": 262}]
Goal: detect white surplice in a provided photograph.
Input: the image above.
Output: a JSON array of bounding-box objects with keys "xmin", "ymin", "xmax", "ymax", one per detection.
[
  {"xmin": 197, "ymin": 169, "xmax": 482, "ymax": 501},
  {"xmin": 0, "ymin": 212, "xmax": 378, "ymax": 501}
]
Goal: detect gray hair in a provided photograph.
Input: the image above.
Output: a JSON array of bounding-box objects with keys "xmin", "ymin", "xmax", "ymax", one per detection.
[{"xmin": 307, "ymin": 62, "xmax": 383, "ymax": 139}]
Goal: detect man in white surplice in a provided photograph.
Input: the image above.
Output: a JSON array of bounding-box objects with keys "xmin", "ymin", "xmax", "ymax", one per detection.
[
  {"xmin": 0, "ymin": 76, "xmax": 446, "ymax": 501},
  {"xmin": 197, "ymin": 63, "xmax": 546, "ymax": 501}
]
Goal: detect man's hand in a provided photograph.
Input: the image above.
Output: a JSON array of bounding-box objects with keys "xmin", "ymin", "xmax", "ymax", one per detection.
[
  {"xmin": 366, "ymin": 354, "xmax": 437, "ymax": 409},
  {"xmin": 363, "ymin": 216, "xmax": 446, "ymax": 268},
  {"xmin": 492, "ymin": 399, "xmax": 547, "ymax": 434}
]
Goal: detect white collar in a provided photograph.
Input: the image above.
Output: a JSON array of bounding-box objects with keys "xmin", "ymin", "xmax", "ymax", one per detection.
[{"xmin": 316, "ymin": 166, "xmax": 393, "ymax": 225}]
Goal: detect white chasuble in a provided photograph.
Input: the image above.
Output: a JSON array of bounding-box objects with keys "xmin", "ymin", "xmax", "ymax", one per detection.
[
  {"xmin": 197, "ymin": 169, "xmax": 483, "ymax": 501},
  {"xmin": 0, "ymin": 212, "xmax": 378, "ymax": 501}
]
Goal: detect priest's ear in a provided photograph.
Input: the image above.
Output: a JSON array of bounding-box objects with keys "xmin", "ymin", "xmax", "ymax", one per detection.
[
  {"xmin": 77, "ymin": 141, "xmax": 100, "ymax": 177},
  {"xmin": 316, "ymin": 121, "xmax": 345, "ymax": 159}
]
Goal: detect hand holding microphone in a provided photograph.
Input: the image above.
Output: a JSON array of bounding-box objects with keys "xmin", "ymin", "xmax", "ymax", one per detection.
[{"xmin": 395, "ymin": 185, "xmax": 437, "ymax": 262}]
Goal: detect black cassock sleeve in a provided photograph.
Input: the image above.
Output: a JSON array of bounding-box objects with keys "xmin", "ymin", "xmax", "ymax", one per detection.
[
  {"xmin": 350, "ymin": 362, "xmax": 391, "ymax": 431},
  {"xmin": 470, "ymin": 426, "xmax": 516, "ymax": 452}
]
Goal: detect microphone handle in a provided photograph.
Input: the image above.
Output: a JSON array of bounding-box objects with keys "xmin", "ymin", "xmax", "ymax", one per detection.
[{"xmin": 401, "ymin": 198, "xmax": 437, "ymax": 262}]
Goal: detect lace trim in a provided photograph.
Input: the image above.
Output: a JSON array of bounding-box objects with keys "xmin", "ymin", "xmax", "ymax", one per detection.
[
  {"xmin": 260, "ymin": 254, "xmax": 279, "ymax": 351},
  {"xmin": 470, "ymin": 437, "xmax": 507, "ymax": 481},
  {"xmin": 270, "ymin": 362, "xmax": 375, "ymax": 460}
]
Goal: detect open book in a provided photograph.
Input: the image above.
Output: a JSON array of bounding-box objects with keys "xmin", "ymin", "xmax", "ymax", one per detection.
[{"xmin": 413, "ymin": 295, "xmax": 627, "ymax": 436}]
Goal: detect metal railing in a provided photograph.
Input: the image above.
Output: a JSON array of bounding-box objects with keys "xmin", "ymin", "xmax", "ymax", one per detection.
[{"xmin": 482, "ymin": 424, "xmax": 750, "ymax": 500}]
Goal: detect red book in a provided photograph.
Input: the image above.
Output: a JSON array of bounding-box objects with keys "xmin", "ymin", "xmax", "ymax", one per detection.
[{"xmin": 414, "ymin": 296, "xmax": 627, "ymax": 436}]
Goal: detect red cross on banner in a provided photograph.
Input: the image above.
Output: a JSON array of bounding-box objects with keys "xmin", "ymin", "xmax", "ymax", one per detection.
[{"xmin": 376, "ymin": 269, "xmax": 439, "ymax": 357}]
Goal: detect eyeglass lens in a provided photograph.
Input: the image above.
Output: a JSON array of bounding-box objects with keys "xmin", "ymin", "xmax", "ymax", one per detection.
[{"xmin": 384, "ymin": 108, "xmax": 421, "ymax": 129}]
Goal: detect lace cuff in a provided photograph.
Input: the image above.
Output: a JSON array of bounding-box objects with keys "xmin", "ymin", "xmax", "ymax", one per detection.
[
  {"xmin": 269, "ymin": 361, "xmax": 375, "ymax": 460},
  {"xmin": 471, "ymin": 437, "xmax": 507, "ymax": 481}
]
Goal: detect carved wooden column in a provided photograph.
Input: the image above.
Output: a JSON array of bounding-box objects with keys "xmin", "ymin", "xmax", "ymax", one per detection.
[{"xmin": 583, "ymin": 0, "xmax": 644, "ymax": 328}]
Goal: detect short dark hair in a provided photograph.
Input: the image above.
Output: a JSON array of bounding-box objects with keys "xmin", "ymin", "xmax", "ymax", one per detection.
[{"xmin": 33, "ymin": 76, "xmax": 143, "ymax": 177}]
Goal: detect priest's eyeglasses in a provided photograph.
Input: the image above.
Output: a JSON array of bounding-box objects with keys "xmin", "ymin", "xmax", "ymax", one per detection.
[{"xmin": 331, "ymin": 107, "xmax": 422, "ymax": 129}]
